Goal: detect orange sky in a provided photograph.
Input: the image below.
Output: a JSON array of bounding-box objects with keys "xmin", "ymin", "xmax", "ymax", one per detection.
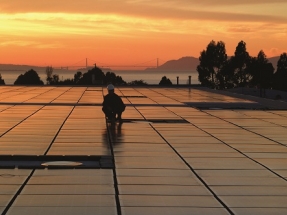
[{"xmin": 0, "ymin": 0, "xmax": 287, "ymax": 68}]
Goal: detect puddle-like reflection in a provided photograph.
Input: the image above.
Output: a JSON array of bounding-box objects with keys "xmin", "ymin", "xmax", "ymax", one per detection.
[
  {"xmin": 102, "ymin": 122, "xmax": 124, "ymax": 148},
  {"xmin": 109, "ymin": 122, "xmax": 123, "ymax": 145}
]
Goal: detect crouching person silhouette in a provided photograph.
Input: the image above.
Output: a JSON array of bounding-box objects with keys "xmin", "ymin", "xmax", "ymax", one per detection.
[{"xmin": 102, "ymin": 84, "xmax": 126, "ymax": 122}]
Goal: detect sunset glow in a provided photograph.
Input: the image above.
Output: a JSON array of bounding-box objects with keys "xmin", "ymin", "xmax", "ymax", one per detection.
[{"xmin": 0, "ymin": 0, "xmax": 287, "ymax": 68}]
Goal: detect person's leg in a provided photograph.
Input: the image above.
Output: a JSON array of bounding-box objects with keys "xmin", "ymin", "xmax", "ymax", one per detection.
[
  {"xmin": 102, "ymin": 107, "xmax": 115, "ymax": 120},
  {"xmin": 116, "ymin": 111, "xmax": 123, "ymax": 121}
]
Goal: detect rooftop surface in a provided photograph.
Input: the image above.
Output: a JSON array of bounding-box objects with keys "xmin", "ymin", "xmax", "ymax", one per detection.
[{"xmin": 0, "ymin": 86, "xmax": 287, "ymax": 215}]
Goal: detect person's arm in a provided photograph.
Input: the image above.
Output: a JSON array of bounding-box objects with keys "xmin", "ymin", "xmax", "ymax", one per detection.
[
  {"xmin": 118, "ymin": 96, "xmax": 126, "ymax": 111},
  {"xmin": 102, "ymin": 96, "xmax": 106, "ymax": 106}
]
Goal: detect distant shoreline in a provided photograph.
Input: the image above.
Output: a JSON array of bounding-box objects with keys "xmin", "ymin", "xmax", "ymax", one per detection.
[{"xmin": 0, "ymin": 69, "xmax": 199, "ymax": 85}]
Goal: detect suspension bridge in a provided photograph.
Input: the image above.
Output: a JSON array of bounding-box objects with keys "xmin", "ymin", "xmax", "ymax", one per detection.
[{"xmin": 53, "ymin": 58, "xmax": 166, "ymax": 70}]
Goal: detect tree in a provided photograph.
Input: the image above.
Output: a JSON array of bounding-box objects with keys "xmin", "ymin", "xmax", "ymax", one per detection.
[
  {"xmin": 105, "ymin": 71, "xmax": 117, "ymax": 84},
  {"xmin": 256, "ymin": 50, "xmax": 274, "ymax": 89},
  {"xmin": 197, "ymin": 40, "xmax": 227, "ymax": 88},
  {"xmin": 46, "ymin": 66, "xmax": 53, "ymax": 84},
  {"xmin": 114, "ymin": 75, "xmax": 126, "ymax": 85},
  {"xmin": 78, "ymin": 66, "xmax": 105, "ymax": 85},
  {"xmin": 75, "ymin": 68, "xmax": 126, "ymax": 85},
  {"xmin": 58, "ymin": 78, "xmax": 74, "ymax": 85},
  {"xmin": 232, "ymin": 41, "xmax": 251, "ymax": 87},
  {"xmin": 273, "ymin": 52, "xmax": 287, "ymax": 91},
  {"xmin": 216, "ymin": 58, "xmax": 235, "ymax": 89},
  {"xmin": 245, "ymin": 56, "xmax": 258, "ymax": 86},
  {"xmin": 0, "ymin": 74, "xmax": 5, "ymax": 85},
  {"xmin": 159, "ymin": 76, "xmax": 172, "ymax": 85},
  {"xmin": 74, "ymin": 71, "xmax": 82, "ymax": 84},
  {"xmin": 249, "ymin": 50, "xmax": 274, "ymax": 96},
  {"xmin": 51, "ymin": 74, "xmax": 60, "ymax": 84},
  {"xmin": 14, "ymin": 69, "xmax": 44, "ymax": 85},
  {"xmin": 128, "ymin": 80, "xmax": 148, "ymax": 85},
  {"xmin": 104, "ymin": 71, "xmax": 126, "ymax": 85}
]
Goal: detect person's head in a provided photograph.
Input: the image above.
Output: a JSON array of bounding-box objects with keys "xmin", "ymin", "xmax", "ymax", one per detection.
[{"xmin": 107, "ymin": 84, "xmax": 114, "ymax": 94}]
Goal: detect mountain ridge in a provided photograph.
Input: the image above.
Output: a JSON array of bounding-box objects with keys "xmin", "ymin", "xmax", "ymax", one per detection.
[
  {"xmin": 147, "ymin": 56, "xmax": 280, "ymax": 71},
  {"xmin": 146, "ymin": 56, "xmax": 199, "ymax": 71}
]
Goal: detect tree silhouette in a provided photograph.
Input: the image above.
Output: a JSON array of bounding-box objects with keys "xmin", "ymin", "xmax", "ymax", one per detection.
[
  {"xmin": 257, "ymin": 50, "xmax": 274, "ymax": 89},
  {"xmin": 128, "ymin": 80, "xmax": 148, "ymax": 85},
  {"xmin": 114, "ymin": 75, "xmax": 126, "ymax": 85},
  {"xmin": 75, "ymin": 67, "xmax": 126, "ymax": 85},
  {"xmin": 0, "ymin": 74, "xmax": 5, "ymax": 85},
  {"xmin": 159, "ymin": 76, "xmax": 172, "ymax": 85},
  {"xmin": 46, "ymin": 66, "xmax": 53, "ymax": 84},
  {"xmin": 104, "ymin": 71, "xmax": 126, "ymax": 85},
  {"xmin": 216, "ymin": 59, "xmax": 235, "ymax": 89},
  {"xmin": 273, "ymin": 52, "xmax": 287, "ymax": 91},
  {"xmin": 14, "ymin": 69, "xmax": 44, "ymax": 85},
  {"xmin": 232, "ymin": 41, "xmax": 251, "ymax": 87},
  {"xmin": 197, "ymin": 40, "xmax": 227, "ymax": 88},
  {"xmin": 74, "ymin": 71, "xmax": 82, "ymax": 84},
  {"xmin": 245, "ymin": 56, "xmax": 258, "ymax": 86},
  {"xmin": 51, "ymin": 74, "xmax": 60, "ymax": 84},
  {"xmin": 58, "ymin": 78, "xmax": 74, "ymax": 85},
  {"xmin": 248, "ymin": 50, "xmax": 274, "ymax": 96},
  {"xmin": 78, "ymin": 66, "xmax": 105, "ymax": 85},
  {"xmin": 105, "ymin": 71, "xmax": 117, "ymax": 84}
]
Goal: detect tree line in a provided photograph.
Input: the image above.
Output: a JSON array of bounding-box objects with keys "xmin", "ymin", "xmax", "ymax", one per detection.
[
  {"xmin": 197, "ymin": 40, "xmax": 287, "ymax": 91},
  {"xmin": 0, "ymin": 65, "xmax": 173, "ymax": 86},
  {"xmin": 45, "ymin": 66, "xmax": 127, "ymax": 86},
  {"xmin": 45, "ymin": 66, "xmax": 172, "ymax": 86}
]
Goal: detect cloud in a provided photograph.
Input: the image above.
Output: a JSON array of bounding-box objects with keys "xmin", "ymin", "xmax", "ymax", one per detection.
[
  {"xmin": 0, "ymin": 0, "xmax": 287, "ymax": 24},
  {"xmin": 264, "ymin": 48, "xmax": 287, "ymax": 57},
  {"xmin": 228, "ymin": 26, "xmax": 253, "ymax": 33},
  {"xmin": 1, "ymin": 0, "xmax": 286, "ymax": 63},
  {"xmin": 0, "ymin": 39, "xmax": 63, "ymax": 49},
  {"xmin": 1, "ymin": 12, "xmax": 286, "ymax": 44},
  {"xmin": 165, "ymin": 0, "xmax": 287, "ymax": 6},
  {"xmin": 0, "ymin": 40, "xmax": 36, "ymax": 47}
]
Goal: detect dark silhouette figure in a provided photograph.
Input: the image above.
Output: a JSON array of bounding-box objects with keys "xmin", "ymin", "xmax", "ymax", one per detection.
[{"xmin": 102, "ymin": 84, "xmax": 125, "ymax": 122}]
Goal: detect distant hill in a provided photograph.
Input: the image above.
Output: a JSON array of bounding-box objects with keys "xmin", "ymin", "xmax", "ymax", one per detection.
[
  {"xmin": 0, "ymin": 64, "xmax": 108, "ymax": 73},
  {"xmin": 268, "ymin": 56, "xmax": 279, "ymax": 68},
  {"xmin": 0, "ymin": 64, "xmax": 44, "ymax": 72},
  {"xmin": 146, "ymin": 55, "xmax": 280, "ymax": 71},
  {"xmin": 146, "ymin": 56, "xmax": 199, "ymax": 71}
]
